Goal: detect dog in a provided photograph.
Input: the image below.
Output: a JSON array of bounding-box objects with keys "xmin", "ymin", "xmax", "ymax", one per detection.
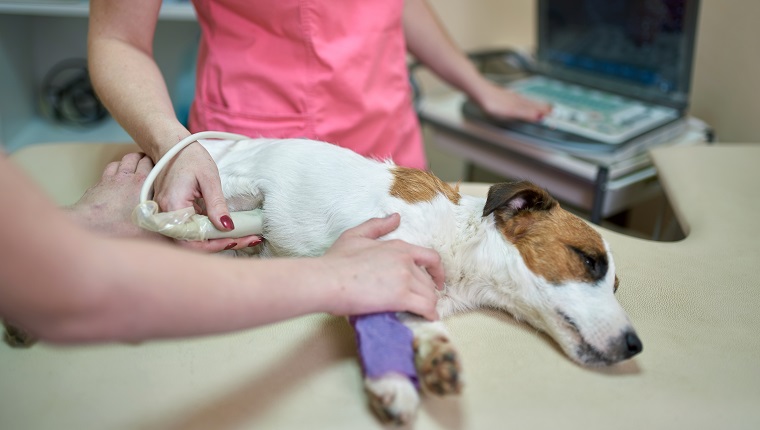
[{"xmin": 201, "ymin": 137, "xmax": 643, "ymax": 424}]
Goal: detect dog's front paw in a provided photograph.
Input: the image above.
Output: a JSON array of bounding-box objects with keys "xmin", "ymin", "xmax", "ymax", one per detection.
[
  {"xmin": 364, "ymin": 373, "xmax": 420, "ymax": 426},
  {"xmin": 415, "ymin": 336, "xmax": 462, "ymax": 395},
  {"xmin": 3, "ymin": 322, "xmax": 37, "ymax": 348}
]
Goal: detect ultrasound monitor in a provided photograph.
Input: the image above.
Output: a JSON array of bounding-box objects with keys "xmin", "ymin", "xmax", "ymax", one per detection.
[{"xmin": 536, "ymin": 0, "xmax": 700, "ymax": 110}]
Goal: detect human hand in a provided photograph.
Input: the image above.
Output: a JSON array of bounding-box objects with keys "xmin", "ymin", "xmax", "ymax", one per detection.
[
  {"xmin": 474, "ymin": 81, "xmax": 553, "ymax": 123},
  {"xmin": 321, "ymin": 214, "xmax": 444, "ymax": 321},
  {"xmin": 153, "ymin": 142, "xmax": 262, "ymax": 253}
]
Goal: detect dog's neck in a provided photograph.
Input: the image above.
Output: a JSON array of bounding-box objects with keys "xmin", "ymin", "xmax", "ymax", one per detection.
[{"xmin": 432, "ymin": 195, "xmax": 528, "ymax": 317}]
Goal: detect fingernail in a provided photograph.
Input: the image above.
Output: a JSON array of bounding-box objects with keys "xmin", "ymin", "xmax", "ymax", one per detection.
[
  {"xmin": 224, "ymin": 242, "xmax": 237, "ymax": 250},
  {"xmin": 220, "ymin": 215, "xmax": 235, "ymax": 230},
  {"xmin": 248, "ymin": 238, "xmax": 263, "ymax": 247}
]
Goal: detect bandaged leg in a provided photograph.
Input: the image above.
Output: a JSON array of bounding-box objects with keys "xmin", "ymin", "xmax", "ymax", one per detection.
[{"xmin": 350, "ymin": 312, "xmax": 418, "ymax": 387}]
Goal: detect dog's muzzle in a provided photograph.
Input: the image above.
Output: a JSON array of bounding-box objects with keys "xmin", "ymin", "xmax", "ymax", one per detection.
[
  {"xmin": 578, "ymin": 329, "xmax": 643, "ymax": 365},
  {"xmin": 621, "ymin": 331, "xmax": 644, "ymax": 359}
]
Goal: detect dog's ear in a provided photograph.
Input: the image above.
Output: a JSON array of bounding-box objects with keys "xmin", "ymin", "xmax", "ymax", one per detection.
[{"xmin": 483, "ymin": 181, "xmax": 557, "ymax": 218}]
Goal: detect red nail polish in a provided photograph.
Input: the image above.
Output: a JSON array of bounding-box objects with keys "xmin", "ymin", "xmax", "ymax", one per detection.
[
  {"xmin": 249, "ymin": 238, "xmax": 263, "ymax": 247},
  {"xmin": 220, "ymin": 215, "xmax": 235, "ymax": 230},
  {"xmin": 224, "ymin": 242, "xmax": 237, "ymax": 250}
]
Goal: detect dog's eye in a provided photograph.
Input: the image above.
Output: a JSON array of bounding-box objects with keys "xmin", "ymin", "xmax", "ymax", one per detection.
[
  {"xmin": 569, "ymin": 246, "xmax": 608, "ymax": 281},
  {"xmin": 571, "ymin": 247, "xmax": 596, "ymax": 270}
]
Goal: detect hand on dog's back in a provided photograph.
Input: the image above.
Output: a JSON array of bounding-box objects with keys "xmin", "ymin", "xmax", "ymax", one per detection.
[{"xmin": 320, "ymin": 213, "xmax": 443, "ymax": 321}]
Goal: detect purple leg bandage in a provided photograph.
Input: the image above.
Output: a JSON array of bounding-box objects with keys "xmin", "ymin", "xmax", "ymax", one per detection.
[{"xmin": 349, "ymin": 312, "xmax": 419, "ymax": 388}]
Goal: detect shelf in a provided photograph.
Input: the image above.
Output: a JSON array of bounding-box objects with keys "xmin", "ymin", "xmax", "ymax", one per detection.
[
  {"xmin": 0, "ymin": 1, "xmax": 197, "ymax": 20},
  {"xmin": 0, "ymin": 1, "xmax": 197, "ymax": 152},
  {"xmin": 5, "ymin": 116, "xmax": 132, "ymax": 153}
]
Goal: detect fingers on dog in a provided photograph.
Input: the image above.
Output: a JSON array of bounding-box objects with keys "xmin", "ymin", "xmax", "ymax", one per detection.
[
  {"xmin": 197, "ymin": 173, "xmax": 233, "ymax": 232},
  {"xmin": 406, "ymin": 294, "xmax": 439, "ymax": 321},
  {"xmin": 381, "ymin": 238, "xmax": 444, "ymax": 291},
  {"xmin": 180, "ymin": 234, "xmax": 263, "ymax": 253},
  {"xmin": 349, "ymin": 213, "xmax": 401, "ymax": 240},
  {"xmin": 407, "ymin": 245, "xmax": 444, "ymax": 290},
  {"xmin": 407, "ymin": 261, "xmax": 441, "ymax": 321},
  {"xmin": 180, "ymin": 238, "xmax": 239, "ymax": 253}
]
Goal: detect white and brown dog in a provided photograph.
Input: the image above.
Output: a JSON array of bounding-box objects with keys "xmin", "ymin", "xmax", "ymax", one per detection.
[{"xmin": 202, "ymin": 137, "xmax": 643, "ymax": 424}]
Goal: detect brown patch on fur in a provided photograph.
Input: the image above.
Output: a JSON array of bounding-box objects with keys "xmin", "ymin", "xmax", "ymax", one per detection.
[
  {"xmin": 497, "ymin": 207, "xmax": 607, "ymax": 284},
  {"xmin": 485, "ymin": 181, "xmax": 607, "ymax": 284},
  {"xmin": 390, "ymin": 167, "xmax": 460, "ymax": 204}
]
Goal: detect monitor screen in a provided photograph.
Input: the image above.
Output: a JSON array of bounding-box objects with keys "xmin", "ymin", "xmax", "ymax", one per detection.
[{"xmin": 537, "ymin": 0, "xmax": 699, "ymax": 107}]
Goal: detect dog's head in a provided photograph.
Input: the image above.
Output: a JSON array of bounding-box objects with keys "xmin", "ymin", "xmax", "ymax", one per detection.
[{"xmin": 483, "ymin": 181, "xmax": 642, "ymax": 366}]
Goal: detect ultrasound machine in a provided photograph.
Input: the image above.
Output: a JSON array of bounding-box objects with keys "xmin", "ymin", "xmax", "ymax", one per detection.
[{"xmin": 463, "ymin": 0, "xmax": 701, "ymax": 152}]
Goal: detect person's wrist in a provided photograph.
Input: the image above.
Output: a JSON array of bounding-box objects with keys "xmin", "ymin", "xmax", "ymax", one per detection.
[
  {"xmin": 145, "ymin": 125, "xmax": 192, "ymax": 161},
  {"xmin": 468, "ymin": 75, "xmax": 498, "ymax": 108},
  {"xmin": 309, "ymin": 257, "xmax": 345, "ymax": 315}
]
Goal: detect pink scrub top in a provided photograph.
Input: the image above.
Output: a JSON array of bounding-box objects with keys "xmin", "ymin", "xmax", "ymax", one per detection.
[{"xmin": 188, "ymin": 0, "xmax": 427, "ymax": 169}]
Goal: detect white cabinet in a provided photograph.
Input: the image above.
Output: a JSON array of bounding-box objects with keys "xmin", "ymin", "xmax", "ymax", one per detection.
[{"xmin": 0, "ymin": 1, "xmax": 199, "ymax": 152}]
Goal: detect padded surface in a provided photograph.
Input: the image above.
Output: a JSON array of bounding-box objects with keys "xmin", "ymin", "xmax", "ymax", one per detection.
[{"xmin": 2, "ymin": 142, "xmax": 759, "ymax": 429}]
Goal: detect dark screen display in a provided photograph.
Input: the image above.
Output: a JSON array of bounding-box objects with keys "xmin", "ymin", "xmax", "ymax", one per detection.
[{"xmin": 542, "ymin": 0, "xmax": 695, "ymax": 94}]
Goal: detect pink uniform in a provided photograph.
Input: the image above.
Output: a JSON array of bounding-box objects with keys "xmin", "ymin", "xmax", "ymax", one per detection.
[{"xmin": 189, "ymin": 0, "xmax": 427, "ymax": 169}]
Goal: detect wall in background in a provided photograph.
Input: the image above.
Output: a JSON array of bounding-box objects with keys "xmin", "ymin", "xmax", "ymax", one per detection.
[
  {"xmin": 428, "ymin": 0, "xmax": 535, "ymax": 51},
  {"xmin": 689, "ymin": 0, "xmax": 760, "ymax": 142}
]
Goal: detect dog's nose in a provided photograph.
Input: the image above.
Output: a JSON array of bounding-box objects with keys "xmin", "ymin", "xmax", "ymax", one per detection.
[{"xmin": 623, "ymin": 331, "xmax": 643, "ymax": 358}]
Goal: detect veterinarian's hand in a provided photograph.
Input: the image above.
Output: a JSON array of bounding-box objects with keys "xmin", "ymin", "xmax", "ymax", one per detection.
[
  {"xmin": 154, "ymin": 143, "xmax": 261, "ymax": 253},
  {"xmin": 473, "ymin": 81, "xmax": 552, "ymax": 122},
  {"xmin": 322, "ymin": 213, "xmax": 444, "ymax": 321}
]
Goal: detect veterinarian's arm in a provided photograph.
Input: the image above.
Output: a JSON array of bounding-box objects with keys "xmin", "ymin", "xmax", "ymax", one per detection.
[
  {"xmin": 0, "ymin": 158, "xmax": 440, "ymax": 342},
  {"xmin": 402, "ymin": 0, "xmax": 550, "ymax": 122},
  {"xmin": 88, "ymin": 0, "xmax": 242, "ymax": 252}
]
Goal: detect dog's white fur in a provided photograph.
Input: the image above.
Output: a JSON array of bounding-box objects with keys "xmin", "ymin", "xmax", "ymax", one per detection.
[{"xmin": 201, "ymin": 137, "xmax": 642, "ymax": 424}]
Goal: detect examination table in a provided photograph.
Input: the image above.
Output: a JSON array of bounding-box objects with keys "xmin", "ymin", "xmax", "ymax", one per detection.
[{"xmin": 2, "ymin": 142, "xmax": 759, "ymax": 429}]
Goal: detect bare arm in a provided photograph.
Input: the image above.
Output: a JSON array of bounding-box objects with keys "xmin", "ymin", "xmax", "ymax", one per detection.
[
  {"xmin": 88, "ymin": 0, "xmax": 245, "ymax": 250},
  {"xmin": 0, "ymin": 157, "xmax": 442, "ymax": 343},
  {"xmin": 88, "ymin": 0, "xmax": 185, "ymax": 160},
  {"xmin": 402, "ymin": 0, "xmax": 550, "ymax": 121}
]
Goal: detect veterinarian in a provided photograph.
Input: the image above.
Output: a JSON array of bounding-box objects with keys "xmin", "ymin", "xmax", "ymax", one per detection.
[
  {"xmin": 87, "ymin": 0, "xmax": 551, "ymax": 251},
  {"xmin": 0, "ymin": 151, "xmax": 444, "ymax": 343}
]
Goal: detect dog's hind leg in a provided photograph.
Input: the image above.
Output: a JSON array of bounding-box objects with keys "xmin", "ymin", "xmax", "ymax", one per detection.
[{"xmin": 399, "ymin": 314, "xmax": 463, "ymax": 396}]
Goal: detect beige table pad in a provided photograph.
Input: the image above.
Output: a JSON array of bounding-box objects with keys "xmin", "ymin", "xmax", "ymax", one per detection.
[{"xmin": 2, "ymin": 142, "xmax": 759, "ymax": 429}]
